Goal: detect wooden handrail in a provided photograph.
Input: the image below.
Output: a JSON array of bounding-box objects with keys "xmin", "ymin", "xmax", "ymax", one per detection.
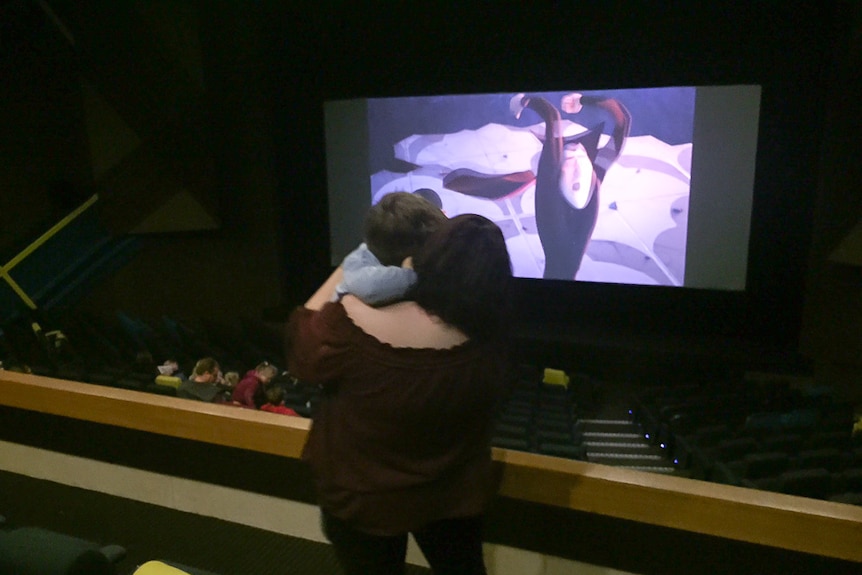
[{"xmin": 2, "ymin": 370, "xmax": 861, "ymax": 562}]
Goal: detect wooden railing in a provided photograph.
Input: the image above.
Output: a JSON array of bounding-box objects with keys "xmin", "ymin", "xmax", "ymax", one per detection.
[{"xmin": 2, "ymin": 370, "xmax": 861, "ymax": 563}]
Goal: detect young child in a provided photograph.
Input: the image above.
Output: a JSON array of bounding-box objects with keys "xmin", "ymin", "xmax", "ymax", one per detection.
[
  {"xmin": 260, "ymin": 384, "xmax": 300, "ymax": 416},
  {"xmin": 334, "ymin": 191, "xmax": 447, "ymax": 305},
  {"xmin": 221, "ymin": 370, "xmax": 240, "ymax": 389},
  {"xmin": 231, "ymin": 361, "xmax": 279, "ymax": 409}
]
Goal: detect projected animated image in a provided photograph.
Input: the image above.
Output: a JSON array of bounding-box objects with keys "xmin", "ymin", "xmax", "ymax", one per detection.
[{"xmin": 369, "ymin": 88, "xmax": 695, "ymax": 286}]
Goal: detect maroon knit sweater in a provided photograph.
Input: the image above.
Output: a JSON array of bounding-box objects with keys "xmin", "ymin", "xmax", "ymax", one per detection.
[{"xmin": 287, "ymin": 302, "xmax": 507, "ymax": 535}]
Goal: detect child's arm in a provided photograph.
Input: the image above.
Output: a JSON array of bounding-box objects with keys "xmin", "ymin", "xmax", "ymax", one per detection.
[
  {"xmin": 336, "ymin": 244, "xmax": 416, "ymax": 305},
  {"xmin": 340, "ymin": 265, "xmax": 417, "ymax": 306}
]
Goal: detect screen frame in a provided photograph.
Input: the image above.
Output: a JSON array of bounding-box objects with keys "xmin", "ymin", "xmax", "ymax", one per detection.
[{"xmin": 276, "ymin": 3, "xmax": 837, "ymax": 356}]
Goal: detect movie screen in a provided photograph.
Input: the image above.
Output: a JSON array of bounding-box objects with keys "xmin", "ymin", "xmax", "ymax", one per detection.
[{"xmin": 326, "ymin": 86, "xmax": 760, "ymax": 291}]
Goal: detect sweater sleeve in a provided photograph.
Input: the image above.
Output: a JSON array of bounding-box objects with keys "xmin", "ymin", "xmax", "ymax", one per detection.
[
  {"xmin": 286, "ymin": 302, "xmax": 351, "ymax": 386},
  {"xmin": 234, "ymin": 377, "xmax": 259, "ymax": 408}
]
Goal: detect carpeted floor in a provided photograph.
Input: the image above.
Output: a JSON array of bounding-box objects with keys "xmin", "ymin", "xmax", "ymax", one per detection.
[{"xmin": 0, "ymin": 470, "xmax": 431, "ymax": 575}]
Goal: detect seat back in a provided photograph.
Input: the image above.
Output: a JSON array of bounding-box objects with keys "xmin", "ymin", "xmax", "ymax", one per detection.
[{"xmin": 0, "ymin": 526, "xmax": 124, "ymax": 575}]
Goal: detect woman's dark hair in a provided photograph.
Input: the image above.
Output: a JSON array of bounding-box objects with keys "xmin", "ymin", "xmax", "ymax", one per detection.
[
  {"xmin": 364, "ymin": 191, "xmax": 447, "ymax": 266},
  {"xmin": 409, "ymin": 214, "xmax": 513, "ymax": 341}
]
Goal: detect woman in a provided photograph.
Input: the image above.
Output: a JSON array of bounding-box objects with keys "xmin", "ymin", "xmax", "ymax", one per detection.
[{"xmin": 287, "ymin": 214, "xmax": 513, "ymax": 574}]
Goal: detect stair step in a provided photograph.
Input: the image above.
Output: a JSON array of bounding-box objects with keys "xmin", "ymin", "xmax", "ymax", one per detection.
[
  {"xmin": 583, "ymin": 425, "xmax": 642, "ymax": 434},
  {"xmin": 584, "ymin": 441, "xmax": 653, "ymax": 449},
  {"xmin": 583, "ymin": 432, "xmax": 642, "ymax": 440},
  {"xmin": 579, "ymin": 419, "xmax": 632, "ymax": 425},
  {"xmin": 587, "ymin": 452, "xmax": 665, "ymax": 461},
  {"xmin": 618, "ymin": 465, "xmax": 677, "ymax": 474}
]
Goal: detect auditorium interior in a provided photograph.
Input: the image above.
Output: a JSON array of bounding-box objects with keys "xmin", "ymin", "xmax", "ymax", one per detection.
[{"xmin": 1, "ymin": 2, "xmax": 862, "ymax": 574}]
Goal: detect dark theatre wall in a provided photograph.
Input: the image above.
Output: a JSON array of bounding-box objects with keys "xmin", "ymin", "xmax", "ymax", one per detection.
[
  {"xmin": 799, "ymin": 2, "xmax": 862, "ymax": 398},
  {"xmin": 1, "ymin": 3, "xmax": 858, "ymax": 380}
]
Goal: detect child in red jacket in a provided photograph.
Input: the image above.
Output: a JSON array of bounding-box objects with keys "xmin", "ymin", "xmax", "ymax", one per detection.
[{"xmin": 260, "ymin": 385, "xmax": 299, "ymax": 417}]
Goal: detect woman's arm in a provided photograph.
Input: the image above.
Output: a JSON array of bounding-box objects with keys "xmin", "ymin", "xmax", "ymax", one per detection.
[
  {"xmin": 304, "ymin": 266, "xmax": 345, "ymax": 310},
  {"xmin": 287, "ymin": 272, "xmax": 352, "ymax": 384},
  {"xmin": 286, "ymin": 302, "xmax": 350, "ymax": 384}
]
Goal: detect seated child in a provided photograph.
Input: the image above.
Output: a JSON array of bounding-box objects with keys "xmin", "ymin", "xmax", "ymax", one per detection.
[
  {"xmin": 334, "ymin": 191, "xmax": 447, "ymax": 305},
  {"xmin": 221, "ymin": 370, "xmax": 240, "ymax": 390},
  {"xmin": 231, "ymin": 361, "xmax": 279, "ymax": 409},
  {"xmin": 260, "ymin": 385, "xmax": 300, "ymax": 417}
]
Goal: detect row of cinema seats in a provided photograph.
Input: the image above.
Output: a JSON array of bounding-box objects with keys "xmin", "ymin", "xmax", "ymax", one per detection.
[
  {"xmin": 491, "ymin": 369, "xmax": 590, "ymax": 461},
  {"xmin": 0, "ymin": 516, "xmax": 220, "ymax": 575},
  {"xmin": 631, "ymin": 376, "xmax": 862, "ymax": 504},
  {"xmin": 0, "ymin": 309, "xmax": 320, "ymax": 417}
]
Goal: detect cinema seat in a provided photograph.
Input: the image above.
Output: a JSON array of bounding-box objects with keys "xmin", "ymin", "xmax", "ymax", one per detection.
[
  {"xmin": 492, "ymin": 436, "xmax": 530, "ymax": 451},
  {"xmin": 743, "ymin": 451, "xmax": 790, "ymax": 480},
  {"xmin": 539, "ymin": 442, "xmax": 587, "ymax": 460},
  {"xmin": 493, "ymin": 422, "xmax": 529, "ymax": 441},
  {"xmin": 795, "ymin": 448, "xmax": 845, "ymax": 473},
  {"xmin": 712, "ymin": 437, "xmax": 759, "ymax": 462},
  {"xmin": 829, "ymin": 491, "xmax": 862, "ymax": 506},
  {"xmin": 0, "ymin": 526, "xmax": 126, "ymax": 575},
  {"xmin": 759, "ymin": 432, "xmax": 804, "ymax": 455},
  {"xmin": 777, "ymin": 468, "xmax": 834, "ymax": 500},
  {"xmin": 536, "ymin": 430, "xmax": 573, "ymax": 445},
  {"xmin": 836, "ymin": 467, "xmax": 862, "ymax": 493}
]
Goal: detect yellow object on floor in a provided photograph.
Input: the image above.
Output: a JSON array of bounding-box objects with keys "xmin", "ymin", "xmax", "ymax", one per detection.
[
  {"xmin": 133, "ymin": 561, "xmax": 192, "ymax": 575},
  {"xmin": 543, "ymin": 368, "xmax": 569, "ymax": 388},
  {"xmin": 155, "ymin": 375, "xmax": 183, "ymax": 389}
]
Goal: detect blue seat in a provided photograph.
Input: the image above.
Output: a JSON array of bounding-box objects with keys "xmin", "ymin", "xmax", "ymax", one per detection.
[
  {"xmin": 538, "ymin": 442, "xmax": 587, "ymax": 460},
  {"xmin": 828, "ymin": 491, "xmax": 862, "ymax": 506},
  {"xmin": 778, "ymin": 468, "xmax": 834, "ymax": 500},
  {"xmin": 759, "ymin": 432, "xmax": 804, "ymax": 455},
  {"xmin": 0, "ymin": 526, "xmax": 125, "ymax": 575},
  {"xmin": 711, "ymin": 437, "xmax": 759, "ymax": 462},
  {"xmin": 836, "ymin": 467, "xmax": 862, "ymax": 493},
  {"xmin": 795, "ymin": 448, "xmax": 845, "ymax": 473},
  {"xmin": 494, "ymin": 422, "xmax": 529, "ymax": 440},
  {"xmin": 492, "ymin": 436, "xmax": 530, "ymax": 451},
  {"xmin": 743, "ymin": 451, "xmax": 790, "ymax": 480}
]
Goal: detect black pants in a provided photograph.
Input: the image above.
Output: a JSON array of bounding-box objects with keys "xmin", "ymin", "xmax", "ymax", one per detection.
[{"xmin": 321, "ymin": 511, "xmax": 487, "ymax": 575}]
